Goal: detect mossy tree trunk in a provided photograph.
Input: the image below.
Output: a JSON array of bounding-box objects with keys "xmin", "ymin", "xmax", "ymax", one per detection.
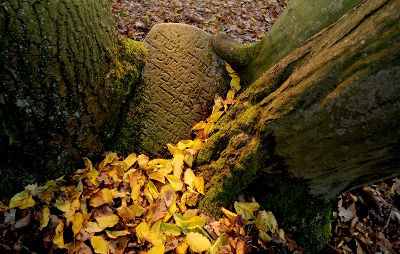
[
  {"xmin": 200, "ymin": 0, "xmax": 400, "ymax": 252},
  {"xmin": 0, "ymin": 0, "xmax": 144, "ymax": 194}
]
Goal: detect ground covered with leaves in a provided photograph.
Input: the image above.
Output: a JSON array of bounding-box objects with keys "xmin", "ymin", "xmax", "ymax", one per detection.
[
  {"xmin": 111, "ymin": 0, "xmax": 287, "ymax": 43},
  {"xmin": 326, "ymin": 179, "xmax": 400, "ymax": 254}
]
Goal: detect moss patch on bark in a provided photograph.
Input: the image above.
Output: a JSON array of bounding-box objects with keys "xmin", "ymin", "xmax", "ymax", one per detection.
[
  {"xmin": 106, "ymin": 37, "xmax": 147, "ymax": 155},
  {"xmin": 251, "ymin": 173, "xmax": 332, "ymax": 253}
]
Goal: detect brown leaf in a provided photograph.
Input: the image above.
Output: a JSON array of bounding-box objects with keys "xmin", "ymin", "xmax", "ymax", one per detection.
[
  {"xmin": 151, "ymin": 198, "xmax": 168, "ymax": 223},
  {"xmin": 14, "ymin": 212, "xmax": 32, "ymax": 229}
]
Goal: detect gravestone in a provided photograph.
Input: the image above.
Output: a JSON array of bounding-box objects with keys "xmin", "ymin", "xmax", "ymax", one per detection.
[{"xmin": 140, "ymin": 23, "xmax": 228, "ymax": 152}]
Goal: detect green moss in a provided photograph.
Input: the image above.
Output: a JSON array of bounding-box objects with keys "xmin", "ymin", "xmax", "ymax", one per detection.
[
  {"xmin": 105, "ymin": 37, "xmax": 147, "ymax": 154},
  {"xmin": 251, "ymin": 173, "xmax": 331, "ymax": 253},
  {"xmin": 106, "ymin": 37, "xmax": 146, "ymax": 105},
  {"xmin": 199, "ymin": 133, "xmax": 274, "ymax": 218}
]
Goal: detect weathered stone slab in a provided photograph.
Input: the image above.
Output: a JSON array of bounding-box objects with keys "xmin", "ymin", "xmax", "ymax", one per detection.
[{"xmin": 140, "ymin": 23, "xmax": 228, "ymax": 152}]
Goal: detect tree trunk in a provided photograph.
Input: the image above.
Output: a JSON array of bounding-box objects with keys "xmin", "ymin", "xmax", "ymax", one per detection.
[
  {"xmin": 199, "ymin": 0, "xmax": 400, "ymax": 252},
  {"xmin": 0, "ymin": 0, "xmax": 145, "ymax": 194}
]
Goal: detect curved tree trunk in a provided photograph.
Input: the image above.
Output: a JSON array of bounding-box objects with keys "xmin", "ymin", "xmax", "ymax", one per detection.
[
  {"xmin": 200, "ymin": 0, "xmax": 400, "ymax": 252},
  {"xmin": 0, "ymin": 0, "xmax": 137, "ymax": 194}
]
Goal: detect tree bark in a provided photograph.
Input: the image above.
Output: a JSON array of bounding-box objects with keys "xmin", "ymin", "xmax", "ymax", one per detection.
[
  {"xmin": 0, "ymin": 0, "xmax": 144, "ymax": 194},
  {"xmin": 199, "ymin": 0, "xmax": 400, "ymax": 252}
]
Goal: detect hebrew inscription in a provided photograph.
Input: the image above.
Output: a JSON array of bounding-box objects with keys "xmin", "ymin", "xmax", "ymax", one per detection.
[{"xmin": 141, "ymin": 23, "xmax": 227, "ymax": 152}]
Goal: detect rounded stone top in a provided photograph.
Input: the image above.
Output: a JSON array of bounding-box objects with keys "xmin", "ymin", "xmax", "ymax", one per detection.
[{"xmin": 139, "ymin": 23, "xmax": 228, "ymax": 153}]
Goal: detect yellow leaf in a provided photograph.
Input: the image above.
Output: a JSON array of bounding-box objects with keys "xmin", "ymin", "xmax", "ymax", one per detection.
[
  {"xmin": 173, "ymin": 214, "xmax": 205, "ymax": 231},
  {"xmin": 135, "ymin": 221, "xmax": 150, "ymax": 243},
  {"xmin": 184, "ymin": 169, "xmax": 196, "ymax": 189},
  {"xmin": 255, "ymin": 210, "xmax": 278, "ymax": 233},
  {"xmin": 84, "ymin": 222, "xmax": 103, "ymax": 233},
  {"xmin": 230, "ymin": 76, "xmax": 241, "ymax": 91},
  {"xmin": 137, "ymin": 154, "xmax": 149, "ymax": 168},
  {"xmin": 176, "ymin": 242, "xmax": 188, "ymax": 254},
  {"xmin": 149, "ymin": 220, "xmax": 163, "ymax": 246},
  {"xmin": 167, "ymin": 143, "xmax": 178, "ymax": 155},
  {"xmin": 53, "ymin": 222, "xmax": 65, "ymax": 249},
  {"xmin": 55, "ymin": 199, "xmax": 71, "ymax": 213},
  {"xmin": 166, "ymin": 175, "xmax": 183, "ymax": 191},
  {"xmin": 212, "ymin": 95, "xmax": 224, "ymax": 115},
  {"xmin": 8, "ymin": 190, "xmax": 35, "ymax": 209},
  {"xmin": 70, "ymin": 212, "xmax": 84, "ymax": 236},
  {"xmin": 234, "ymin": 201, "xmax": 260, "ymax": 220},
  {"xmin": 221, "ymin": 207, "xmax": 238, "ymax": 222},
  {"xmin": 89, "ymin": 188, "xmax": 114, "ymax": 207},
  {"xmin": 172, "ymin": 153, "xmax": 184, "ymax": 178},
  {"xmin": 95, "ymin": 214, "xmax": 119, "ymax": 229},
  {"xmin": 148, "ymin": 244, "xmax": 165, "ymax": 254},
  {"xmin": 143, "ymin": 187, "xmax": 154, "ymax": 204},
  {"xmin": 123, "ymin": 153, "xmax": 137, "ymax": 170},
  {"xmin": 37, "ymin": 191, "xmax": 52, "ymax": 204},
  {"xmin": 91, "ymin": 235, "xmax": 109, "ymax": 254},
  {"xmin": 190, "ymin": 139, "xmax": 203, "ymax": 150},
  {"xmin": 131, "ymin": 184, "xmax": 141, "ymax": 203},
  {"xmin": 148, "ymin": 180, "xmax": 159, "ymax": 199},
  {"xmin": 192, "ymin": 121, "xmax": 206, "ymax": 131},
  {"xmin": 227, "ymin": 89, "xmax": 236, "ymax": 100},
  {"xmin": 177, "ymin": 140, "xmax": 193, "ymax": 150},
  {"xmin": 106, "ymin": 230, "xmax": 130, "ymax": 239},
  {"xmin": 161, "ymin": 222, "xmax": 181, "ymax": 236},
  {"xmin": 185, "ymin": 232, "xmax": 211, "ymax": 253},
  {"xmin": 148, "ymin": 171, "xmax": 166, "ymax": 183},
  {"xmin": 184, "ymin": 189, "xmax": 199, "ymax": 207},
  {"xmin": 86, "ymin": 166, "xmax": 100, "ymax": 186},
  {"xmin": 194, "ymin": 176, "xmax": 204, "ymax": 195},
  {"xmin": 184, "ymin": 153, "xmax": 194, "ymax": 167},
  {"xmin": 131, "ymin": 203, "xmax": 146, "ymax": 217},
  {"xmin": 99, "ymin": 152, "xmax": 117, "ymax": 169},
  {"xmin": 40, "ymin": 206, "xmax": 50, "ymax": 230},
  {"xmin": 210, "ymin": 234, "xmax": 226, "ymax": 254}
]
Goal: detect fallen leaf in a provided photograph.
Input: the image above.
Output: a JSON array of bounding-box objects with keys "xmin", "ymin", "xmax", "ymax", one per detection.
[
  {"xmin": 148, "ymin": 244, "xmax": 165, "ymax": 254},
  {"xmin": 161, "ymin": 222, "xmax": 181, "ymax": 236},
  {"xmin": 176, "ymin": 242, "xmax": 188, "ymax": 254},
  {"xmin": 96, "ymin": 214, "xmax": 119, "ymax": 229},
  {"xmin": 166, "ymin": 174, "xmax": 183, "ymax": 191},
  {"xmin": 136, "ymin": 221, "xmax": 150, "ymax": 243},
  {"xmin": 255, "ymin": 210, "xmax": 278, "ymax": 233},
  {"xmin": 70, "ymin": 212, "xmax": 84, "ymax": 236},
  {"xmin": 84, "ymin": 221, "xmax": 104, "ymax": 233},
  {"xmin": 8, "ymin": 190, "xmax": 35, "ymax": 209},
  {"xmin": 123, "ymin": 153, "xmax": 137, "ymax": 170},
  {"xmin": 184, "ymin": 168, "xmax": 196, "ymax": 189},
  {"xmin": 210, "ymin": 234, "xmax": 226, "ymax": 254},
  {"xmin": 186, "ymin": 232, "xmax": 211, "ymax": 253},
  {"xmin": 106, "ymin": 230, "xmax": 131, "ymax": 239},
  {"xmin": 234, "ymin": 201, "xmax": 260, "ymax": 220},
  {"xmin": 91, "ymin": 235, "xmax": 109, "ymax": 254},
  {"xmin": 221, "ymin": 207, "xmax": 238, "ymax": 222},
  {"xmin": 53, "ymin": 222, "xmax": 65, "ymax": 249}
]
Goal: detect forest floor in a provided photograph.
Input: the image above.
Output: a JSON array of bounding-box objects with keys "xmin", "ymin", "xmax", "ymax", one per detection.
[{"xmin": 110, "ymin": 0, "xmax": 287, "ymax": 43}]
